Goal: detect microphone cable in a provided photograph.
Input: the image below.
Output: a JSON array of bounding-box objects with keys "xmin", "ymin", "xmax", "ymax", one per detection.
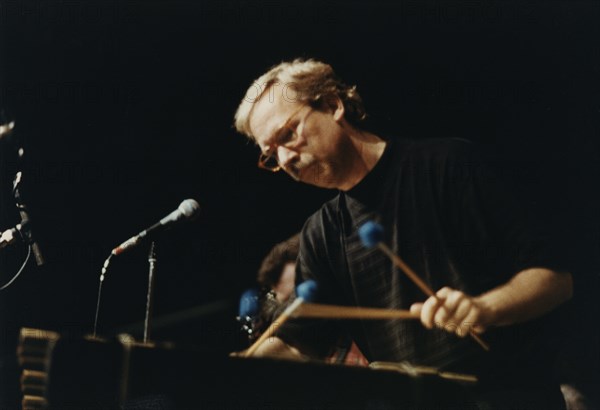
[{"xmin": 0, "ymin": 244, "xmax": 32, "ymax": 291}]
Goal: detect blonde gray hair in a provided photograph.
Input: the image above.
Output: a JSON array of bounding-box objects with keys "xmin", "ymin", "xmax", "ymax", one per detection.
[{"xmin": 234, "ymin": 59, "xmax": 366, "ymax": 139}]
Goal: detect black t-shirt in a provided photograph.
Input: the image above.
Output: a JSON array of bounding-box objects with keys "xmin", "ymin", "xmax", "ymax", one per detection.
[{"xmin": 280, "ymin": 137, "xmax": 564, "ymax": 385}]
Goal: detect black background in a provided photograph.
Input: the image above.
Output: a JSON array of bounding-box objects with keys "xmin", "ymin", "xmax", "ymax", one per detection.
[{"xmin": 0, "ymin": 0, "xmax": 599, "ymax": 406}]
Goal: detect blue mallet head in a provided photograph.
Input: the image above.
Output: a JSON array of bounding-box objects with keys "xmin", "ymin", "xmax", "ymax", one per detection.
[
  {"xmin": 296, "ymin": 280, "xmax": 318, "ymax": 302},
  {"xmin": 238, "ymin": 287, "xmax": 260, "ymax": 318},
  {"xmin": 358, "ymin": 220, "xmax": 385, "ymax": 248}
]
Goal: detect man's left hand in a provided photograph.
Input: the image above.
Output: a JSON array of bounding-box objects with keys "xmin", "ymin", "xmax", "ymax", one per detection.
[{"xmin": 410, "ymin": 287, "xmax": 490, "ymax": 337}]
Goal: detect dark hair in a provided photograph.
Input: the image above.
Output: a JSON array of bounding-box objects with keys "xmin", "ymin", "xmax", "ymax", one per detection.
[{"xmin": 256, "ymin": 233, "xmax": 300, "ymax": 289}]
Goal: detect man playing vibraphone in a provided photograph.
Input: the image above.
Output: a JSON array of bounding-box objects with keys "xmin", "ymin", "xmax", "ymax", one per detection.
[{"xmin": 233, "ymin": 59, "xmax": 572, "ymax": 409}]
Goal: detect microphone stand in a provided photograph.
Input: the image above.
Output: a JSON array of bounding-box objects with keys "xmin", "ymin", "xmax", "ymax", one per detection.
[
  {"xmin": 143, "ymin": 241, "xmax": 157, "ymax": 344},
  {"xmin": 13, "ymin": 171, "xmax": 44, "ymax": 266},
  {"xmin": 0, "ymin": 122, "xmax": 44, "ymax": 290}
]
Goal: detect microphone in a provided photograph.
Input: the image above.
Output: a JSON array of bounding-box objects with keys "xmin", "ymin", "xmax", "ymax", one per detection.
[
  {"xmin": 111, "ymin": 199, "xmax": 200, "ymax": 256},
  {"xmin": 0, "ymin": 121, "xmax": 15, "ymax": 141},
  {"xmin": 0, "ymin": 224, "xmax": 23, "ymax": 250}
]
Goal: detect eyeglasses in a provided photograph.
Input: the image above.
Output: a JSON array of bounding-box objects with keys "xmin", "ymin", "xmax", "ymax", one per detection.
[{"xmin": 257, "ymin": 105, "xmax": 312, "ymax": 172}]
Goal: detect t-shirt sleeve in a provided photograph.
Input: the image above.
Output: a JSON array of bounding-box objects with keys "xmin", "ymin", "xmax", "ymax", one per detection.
[{"xmin": 444, "ymin": 140, "xmax": 566, "ymax": 291}]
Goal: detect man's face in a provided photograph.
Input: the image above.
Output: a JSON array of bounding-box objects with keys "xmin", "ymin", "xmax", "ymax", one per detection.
[{"xmin": 248, "ymin": 86, "xmax": 351, "ymax": 189}]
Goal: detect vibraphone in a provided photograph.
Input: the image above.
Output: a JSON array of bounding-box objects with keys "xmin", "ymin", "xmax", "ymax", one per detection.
[{"xmin": 18, "ymin": 327, "xmax": 476, "ymax": 410}]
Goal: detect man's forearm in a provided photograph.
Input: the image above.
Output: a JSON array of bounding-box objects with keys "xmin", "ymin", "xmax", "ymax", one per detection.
[
  {"xmin": 475, "ymin": 267, "xmax": 573, "ymax": 327},
  {"xmin": 252, "ymin": 336, "xmax": 308, "ymax": 361},
  {"xmin": 412, "ymin": 267, "xmax": 573, "ymax": 336}
]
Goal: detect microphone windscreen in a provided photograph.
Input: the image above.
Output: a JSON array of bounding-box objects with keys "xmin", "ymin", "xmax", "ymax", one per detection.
[
  {"xmin": 238, "ymin": 287, "xmax": 260, "ymax": 318},
  {"xmin": 358, "ymin": 221, "xmax": 384, "ymax": 248},
  {"xmin": 179, "ymin": 199, "xmax": 201, "ymax": 220},
  {"xmin": 296, "ymin": 280, "xmax": 318, "ymax": 302}
]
